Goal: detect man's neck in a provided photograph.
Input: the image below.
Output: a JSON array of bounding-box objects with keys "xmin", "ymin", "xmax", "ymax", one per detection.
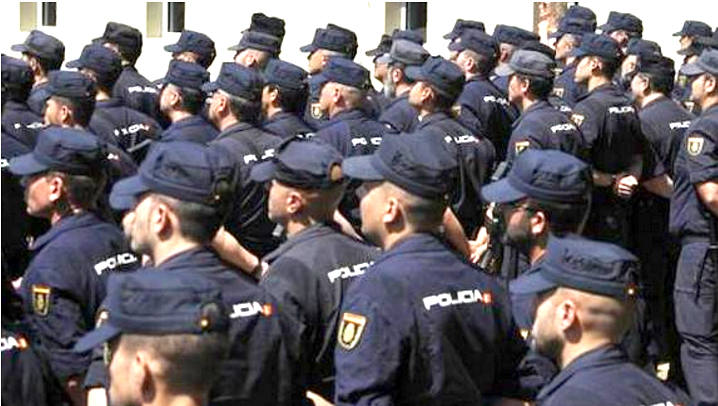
[
  {"xmin": 145, "ymin": 391, "xmax": 204, "ymax": 406},
  {"xmin": 33, "ymin": 74, "xmax": 47, "ymax": 88},
  {"xmin": 559, "ymin": 337, "xmax": 613, "ymax": 369},
  {"xmin": 701, "ymin": 96, "xmax": 718, "ymax": 112},
  {"xmin": 284, "ymin": 217, "xmax": 314, "ymax": 238},
  {"xmin": 96, "ymin": 90, "xmax": 111, "ymax": 102},
  {"xmin": 418, "ymin": 106, "xmax": 437, "ymax": 119},
  {"xmin": 217, "ymin": 115, "xmax": 239, "ymax": 132},
  {"xmin": 528, "ymin": 243, "xmax": 546, "ymax": 265},
  {"xmin": 586, "ymin": 75, "xmax": 611, "ymax": 93},
  {"xmin": 520, "ymin": 96, "xmax": 538, "ymax": 112},
  {"xmin": 395, "ymin": 83, "xmax": 411, "ymax": 98},
  {"xmin": 151, "ymin": 239, "xmax": 202, "ymax": 267},
  {"xmin": 169, "ymin": 110, "xmax": 193, "ymax": 124},
  {"xmin": 638, "ymin": 92, "xmax": 664, "ymax": 109},
  {"xmin": 329, "ymin": 104, "xmax": 350, "ymax": 119},
  {"xmin": 265, "ymin": 105, "xmax": 283, "ymax": 120}
]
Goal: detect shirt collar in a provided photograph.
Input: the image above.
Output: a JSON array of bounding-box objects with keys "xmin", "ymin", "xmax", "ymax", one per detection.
[{"xmin": 32, "ymin": 212, "xmax": 104, "ymax": 251}]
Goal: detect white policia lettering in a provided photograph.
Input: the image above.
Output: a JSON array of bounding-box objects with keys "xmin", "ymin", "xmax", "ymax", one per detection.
[
  {"xmin": 229, "ymin": 301, "xmax": 272, "ymax": 318},
  {"xmin": 607, "ymin": 106, "xmax": 635, "ymax": 114},
  {"xmin": 422, "ymin": 288, "xmax": 492, "ymax": 311},
  {"xmin": 93, "ymin": 252, "xmax": 139, "ymax": 275},
  {"xmin": 327, "ymin": 262, "xmax": 373, "ymax": 283},
  {"xmin": 351, "ymin": 137, "xmax": 382, "ymax": 147},
  {"xmin": 550, "ymin": 123, "xmax": 577, "ymax": 133},
  {"xmin": 668, "ymin": 121, "xmax": 691, "ymax": 130}
]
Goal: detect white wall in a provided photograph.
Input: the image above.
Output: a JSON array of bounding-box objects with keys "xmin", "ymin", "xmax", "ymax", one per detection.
[{"xmin": 1, "ymin": 1, "xmax": 716, "ymax": 83}]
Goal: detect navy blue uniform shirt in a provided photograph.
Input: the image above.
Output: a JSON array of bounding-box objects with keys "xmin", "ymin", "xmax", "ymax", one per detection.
[
  {"xmin": 536, "ymin": 345, "xmax": 687, "ymax": 406},
  {"xmin": 261, "ymin": 223, "xmax": 379, "ymax": 399},
  {"xmin": 315, "ymin": 108, "xmax": 385, "ymax": 158},
  {"xmin": 366, "ymin": 87, "xmax": 391, "ymax": 118},
  {"xmin": 303, "ymin": 77, "xmax": 328, "ymax": 130},
  {"xmin": 89, "ymin": 98, "xmax": 162, "ymax": 162},
  {"xmin": 378, "ymin": 94, "xmax": 419, "ymax": 134},
  {"xmin": 112, "ymin": 66, "xmax": 162, "ymax": 122},
  {"xmin": 263, "ymin": 111, "xmax": 315, "ymax": 139},
  {"xmin": 210, "ymin": 122, "xmax": 283, "ymax": 258},
  {"xmin": 507, "ymin": 100, "xmax": 585, "ymax": 163},
  {"xmin": 638, "ymin": 96, "xmax": 694, "ymax": 177},
  {"xmin": 335, "ymin": 233, "xmax": 529, "ymax": 405},
  {"xmin": 159, "ymin": 114, "xmax": 218, "ymax": 144},
  {"xmin": 20, "ymin": 212, "xmax": 138, "ymax": 381},
  {"xmin": 1, "ymin": 100, "xmax": 44, "ymax": 148},
  {"xmin": 670, "ymin": 103, "xmax": 718, "ymax": 239},
  {"xmin": 26, "ymin": 82, "xmax": 52, "ymax": 117},
  {"xmin": 553, "ymin": 62, "xmax": 587, "ymax": 107},
  {"xmin": 456, "ymin": 75, "xmax": 518, "ymax": 162}
]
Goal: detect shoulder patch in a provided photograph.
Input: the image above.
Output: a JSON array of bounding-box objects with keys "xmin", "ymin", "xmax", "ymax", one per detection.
[
  {"xmin": 687, "ymin": 135, "xmax": 705, "ymax": 156},
  {"xmin": 32, "ymin": 285, "xmax": 51, "ymax": 316},
  {"xmin": 570, "ymin": 113, "xmax": 585, "ymax": 127},
  {"xmin": 451, "ymin": 104, "xmax": 462, "ymax": 118},
  {"xmin": 338, "ymin": 312, "xmax": 367, "ymax": 351},
  {"xmin": 515, "ymin": 141, "xmax": 530, "ymax": 154},
  {"xmin": 552, "ymin": 87, "xmax": 565, "ymax": 98},
  {"xmin": 311, "ymin": 103, "xmax": 324, "ymax": 120}
]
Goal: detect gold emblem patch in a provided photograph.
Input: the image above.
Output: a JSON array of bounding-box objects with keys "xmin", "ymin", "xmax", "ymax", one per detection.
[
  {"xmin": 311, "ymin": 103, "xmax": 324, "ymax": 120},
  {"xmin": 687, "ymin": 135, "xmax": 705, "ymax": 156},
  {"xmin": 451, "ymin": 104, "xmax": 462, "ymax": 118},
  {"xmin": 552, "ymin": 87, "xmax": 565, "ymax": 98},
  {"xmin": 570, "ymin": 113, "xmax": 585, "ymax": 127},
  {"xmin": 338, "ymin": 312, "xmax": 367, "ymax": 350},
  {"xmin": 515, "ymin": 141, "xmax": 530, "ymax": 154},
  {"xmin": 32, "ymin": 285, "xmax": 51, "ymax": 316}
]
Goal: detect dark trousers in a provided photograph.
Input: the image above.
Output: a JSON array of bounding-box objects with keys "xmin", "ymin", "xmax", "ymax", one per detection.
[{"xmin": 675, "ymin": 242, "xmax": 718, "ymax": 406}]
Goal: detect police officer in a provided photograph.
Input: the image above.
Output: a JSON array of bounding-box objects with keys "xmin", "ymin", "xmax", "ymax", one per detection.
[
  {"xmin": 206, "ymin": 62, "xmax": 283, "ymax": 258},
  {"xmin": 230, "ymin": 30, "xmax": 281, "ymax": 71},
  {"xmin": 157, "ymin": 60, "xmax": 217, "ymax": 143},
  {"xmin": 94, "ymin": 22, "xmax": 158, "ymax": 120},
  {"xmin": 450, "ymin": 29, "xmax": 514, "ymax": 162},
  {"xmin": 74, "ymin": 271, "xmax": 230, "ymax": 406},
  {"xmin": 673, "ymin": 21, "xmax": 713, "ymax": 114},
  {"xmin": 617, "ymin": 38, "xmax": 662, "ymax": 93},
  {"xmin": 67, "ymin": 44, "xmax": 161, "ymax": 162},
  {"xmin": 491, "ymin": 24, "xmax": 540, "ymax": 94},
  {"xmin": 246, "ymin": 12, "xmax": 286, "ymax": 49},
  {"xmin": 250, "ymin": 140, "xmax": 379, "ymax": 399},
  {"xmin": 261, "ymin": 59, "xmax": 314, "ymax": 139},
  {"xmin": 8, "ymin": 128, "xmax": 138, "ymax": 405},
  {"xmin": 598, "ymin": 11, "xmax": 643, "ymax": 52},
  {"xmin": 510, "ymin": 235, "xmax": 689, "ymax": 405},
  {"xmin": 670, "ymin": 49, "xmax": 718, "ymax": 405},
  {"xmin": 300, "ymin": 26, "xmax": 358, "ymax": 130},
  {"xmin": 163, "ymin": 30, "xmax": 216, "ymax": 69},
  {"xmin": 11, "ymin": 30, "xmax": 65, "ymax": 117},
  {"xmin": 570, "ymin": 33, "xmax": 645, "ymax": 247},
  {"xmin": 550, "ymin": 11, "xmax": 596, "ymax": 107},
  {"xmin": 498, "ymin": 48, "xmax": 584, "ymax": 162},
  {"xmin": 444, "ymin": 18, "xmax": 486, "ymax": 42},
  {"xmin": 335, "ymin": 135, "xmax": 531, "ymax": 404},
  {"xmin": 108, "ymin": 141, "xmax": 308, "ymax": 405},
  {"xmin": 2, "ymin": 54, "xmax": 43, "ymax": 148},
  {"xmin": 377, "ymin": 39, "xmax": 429, "ymax": 134},
  {"xmin": 365, "ymin": 33, "xmax": 393, "ymax": 111},
  {"xmin": 406, "ymin": 56, "xmax": 495, "ymax": 236}
]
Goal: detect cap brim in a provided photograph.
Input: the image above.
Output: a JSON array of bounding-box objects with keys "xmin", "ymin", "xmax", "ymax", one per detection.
[
  {"xmin": 494, "ymin": 64, "xmax": 515, "ymax": 77},
  {"xmin": 447, "ymin": 41, "xmax": 465, "ymax": 52},
  {"xmin": 570, "ymin": 47, "xmax": 590, "ymax": 58},
  {"xmin": 509, "ymin": 269, "xmax": 559, "ymax": 296},
  {"xmin": 480, "ymin": 178, "xmax": 527, "ymax": 204},
  {"xmin": 201, "ymin": 81, "xmax": 220, "ymax": 93},
  {"xmin": 164, "ymin": 44, "xmax": 182, "ymax": 53},
  {"xmin": 374, "ymin": 54, "xmax": 392, "ymax": 64},
  {"xmin": 548, "ymin": 30, "xmax": 565, "ymax": 39},
  {"xmin": 249, "ymin": 161, "xmax": 277, "ymax": 183},
  {"xmin": 598, "ymin": 23, "xmax": 614, "ymax": 33},
  {"xmin": 443, "ymin": 32, "xmax": 456, "ymax": 40},
  {"xmin": 300, "ymin": 44, "xmax": 317, "ymax": 53},
  {"xmin": 680, "ymin": 62, "xmax": 705, "ymax": 76},
  {"xmin": 404, "ymin": 66, "xmax": 427, "ymax": 82},
  {"xmin": 73, "ymin": 324, "xmax": 122, "ymax": 353},
  {"xmin": 109, "ymin": 175, "xmax": 150, "ymax": 211},
  {"xmin": 342, "ymin": 156, "xmax": 385, "ymax": 181},
  {"xmin": 11, "ymin": 44, "xmax": 30, "ymax": 53},
  {"xmin": 672, "ymin": 31, "xmax": 684, "ymax": 37},
  {"xmin": 676, "ymin": 48, "xmax": 691, "ymax": 56},
  {"xmin": 66, "ymin": 59, "xmax": 82, "ymax": 69},
  {"xmin": 8, "ymin": 154, "xmax": 49, "ymax": 176},
  {"xmin": 228, "ymin": 44, "xmax": 243, "ymax": 52},
  {"xmin": 365, "ymin": 48, "xmax": 382, "ymax": 56}
]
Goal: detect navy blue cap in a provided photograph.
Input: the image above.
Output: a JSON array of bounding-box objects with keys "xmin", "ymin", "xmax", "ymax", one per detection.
[
  {"xmin": 680, "ymin": 49, "xmax": 718, "ymax": 77},
  {"xmin": 549, "ymin": 17, "xmax": 596, "ymax": 39},
  {"xmin": 449, "ymin": 29, "xmax": 498, "ymax": 58},
  {"xmin": 405, "ymin": 56, "xmax": 465, "ymax": 100},
  {"xmin": 570, "ymin": 33, "xmax": 621, "ymax": 60},
  {"xmin": 46, "ymin": 70, "xmax": 96, "ymax": 99},
  {"xmin": 695, "ymin": 29, "xmax": 718, "ymax": 49},
  {"xmin": 251, "ymin": 139, "xmax": 343, "ymax": 189},
  {"xmin": 625, "ymin": 38, "xmax": 662, "ymax": 58},
  {"xmin": 229, "ymin": 31, "xmax": 280, "ymax": 56},
  {"xmin": 248, "ymin": 13, "xmax": 286, "ymax": 42},
  {"xmin": 637, "ymin": 54, "xmax": 675, "ymax": 79},
  {"xmin": 388, "ymin": 39, "xmax": 430, "ymax": 66},
  {"xmin": 392, "ymin": 29, "xmax": 424, "ymax": 45},
  {"xmin": 564, "ymin": 6, "xmax": 597, "ymax": 27},
  {"xmin": 74, "ymin": 271, "xmax": 228, "ymax": 353},
  {"xmin": 509, "ymin": 235, "xmax": 639, "ymax": 299},
  {"xmin": 263, "ymin": 59, "xmax": 307, "ymax": 92},
  {"xmin": 673, "ymin": 20, "xmax": 712, "ymax": 38},
  {"xmin": 493, "ymin": 25, "xmax": 539, "ymax": 46},
  {"xmin": 314, "ymin": 58, "xmax": 369, "ymax": 89},
  {"xmin": 66, "ymin": 43, "xmax": 122, "ymax": 80},
  {"xmin": 164, "ymin": 30, "xmax": 216, "ymax": 66},
  {"xmin": 366, "ymin": 34, "xmax": 392, "ymax": 57},
  {"xmin": 1, "ymin": 54, "xmax": 33, "ymax": 88},
  {"xmin": 481, "ymin": 149, "xmax": 591, "ymax": 204},
  {"xmin": 94, "ymin": 22, "xmax": 143, "ymax": 60},
  {"xmin": 109, "ymin": 141, "xmax": 236, "ymax": 211},
  {"xmin": 326, "ymin": 24, "xmax": 358, "ymax": 58},
  {"xmin": 494, "ymin": 49, "xmax": 556, "ymax": 79},
  {"xmin": 520, "ymin": 40, "xmax": 555, "ymax": 60},
  {"xmin": 9, "ymin": 127, "xmax": 106, "ymax": 176},
  {"xmin": 300, "ymin": 28, "xmax": 356, "ymax": 55},
  {"xmin": 444, "ymin": 19, "xmax": 486, "ymax": 40},
  {"xmin": 343, "ymin": 135, "xmax": 458, "ymax": 200},
  {"xmin": 12, "ymin": 30, "xmax": 65, "ymax": 67},
  {"xmin": 203, "ymin": 62, "xmax": 263, "ymax": 101},
  {"xmin": 162, "ymin": 60, "xmax": 209, "ymax": 90},
  {"xmin": 599, "ymin": 12, "xmax": 643, "ymax": 36}
]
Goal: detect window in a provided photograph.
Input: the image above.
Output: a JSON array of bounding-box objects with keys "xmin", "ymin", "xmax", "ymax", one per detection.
[
  {"xmin": 146, "ymin": 2, "xmax": 162, "ymax": 38},
  {"xmin": 42, "ymin": 2, "xmax": 56, "ymax": 26},
  {"xmin": 405, "ymin": 2, "xmax": 426, "ymax": 41},
  {"xmin": 19, "ymin": 2, "xmax": 37, "ymax": 32},
  {"xmin": 384, "ymin": 2, "xmax": 426, "ymax": 41},
  {"xmin": 168, "ymin": 2, "xmax": 185, "ymax": 33}
]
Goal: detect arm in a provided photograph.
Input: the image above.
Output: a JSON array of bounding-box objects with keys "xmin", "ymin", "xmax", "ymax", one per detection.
[
  {"xmin": 211, "ymin": 227, "xmax": 265, "ymax": 278},
  {"xmin": 443, "ymin": 209, "xmax": 470, "ymax": 257},
  {"xmin": 334, "ymin": 210, "xmax": 363, "ymax": 241},
  {"xmin": 697, "ymin": 180, "xmax": 718, "ymax": 217},
  {"xmin": 643, "ymin": 174, "xmax": 674, "ymax": 198}
]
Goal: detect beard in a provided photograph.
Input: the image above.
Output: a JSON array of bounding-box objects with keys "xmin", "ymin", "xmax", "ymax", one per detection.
[
  {"xmin": 502, "ymin": 215, "xmax": 535, "ymax": 256},
  {"xmin": 383, "ymin": 75, "xmax": 396, "ymax": 99},
  {"xmin": 530, "ymin": 329, "xmax": 564, "ymax": 362}
]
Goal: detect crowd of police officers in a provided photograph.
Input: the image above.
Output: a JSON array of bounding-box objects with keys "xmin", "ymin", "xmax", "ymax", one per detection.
[{"xmin": 1, "ymin": 5, "xmax": 718, "ymax": 406}]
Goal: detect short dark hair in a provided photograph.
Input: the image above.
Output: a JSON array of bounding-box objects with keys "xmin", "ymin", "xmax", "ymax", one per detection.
[
  {"xmin": 640, "ymin": 71, "xmax": 674, "ymax": 95},
  {"xmin": 176, "ymin": 86, "xmax": 205, "ymax": 115},
  {"xmin": 266, "ymin": 84, "xmax": 306, "ymax": 114},
  {"xmin": 388, "ymin": 62, "xmax": 416, "ymax": 84},
  {"xmin": 596, "ymin": 56, "xmax": 619, "ymax": 79},
  {"xmin": 429, "ymin": 86, "xmax": 457, "ymax": 111},
  {"xmin": 89, "ymin": 69, "xmax": 121, "ymax": 95},
  {"xmin": 50, "ymin": 171, "xmax": 107, "ymax": 210},
  {"xmin": 120, "ymin": 331, "xmax": 229, "ymax": 395},
  {"xmin": 525, "ymin": 197, "xmax": 590, "ymax": 235},
  {"xmin": 29, "ymin": 53, "xmax": 62, "ymax": 74},
  {"xmin": 52, "ymin": 95, "xmax": 96, "ymax": 127},
  {"xmin": 464, "ymin": 50, "xmax": 496, "ymax": 77},
  {"xmin": 515, "ymin": 73, "xmax": 554, "ymax": 99},
  {"xmin": 225, "ymin": 91, "xmax": 261, "ymax": 124}
]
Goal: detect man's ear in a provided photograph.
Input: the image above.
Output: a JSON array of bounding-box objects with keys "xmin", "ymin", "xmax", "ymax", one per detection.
[
  {"xmin": 47, "ymin": 174, "xmax": 65, "ymax": 204},
  {"xmin": 555, "ymin": 297, "xmax": 578, "ymax": 333},
  {"xmin": 286, "ymin": 190, "xmax": 304, "ymax": 215},
  {"xmin": 133, "ymin": 350, "xmax": 157, "ymax": 403},
  {"xmin": 382, "ymin": 196, "xmax": 401, "ymax": 226},
  {"xmin": 705, "ymin": 74, "xmax": 717, "ymax": 94},
  {"xmin": 530, "ymin": 210, "xmax": 548, "ymax": 237}
]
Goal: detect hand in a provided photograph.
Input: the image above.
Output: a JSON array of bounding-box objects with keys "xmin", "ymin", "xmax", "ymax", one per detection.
[
  {"xmin": 614, "ymin": 175, "xmax": 639, "ymax": 198},
  {"xmin": 469, "ymin": 226, "xmax": 490, "ymax": 264}
]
